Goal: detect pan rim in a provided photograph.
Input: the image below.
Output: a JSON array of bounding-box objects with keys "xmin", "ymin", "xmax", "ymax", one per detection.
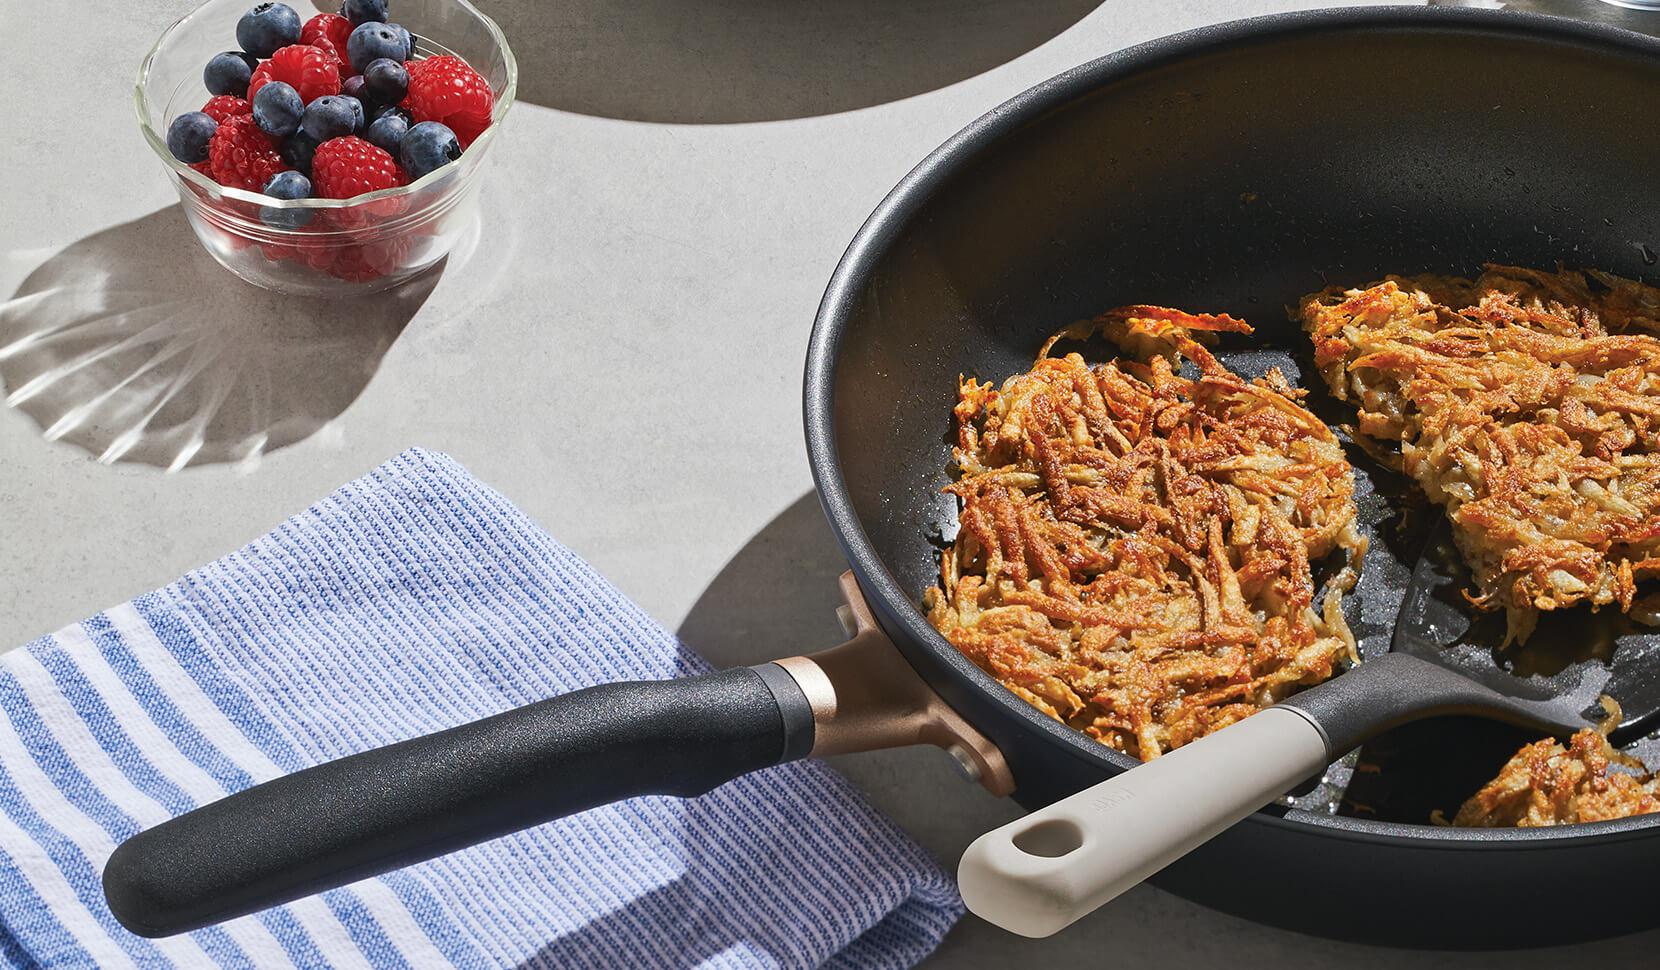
[{"xmin": 803, "ymin": 4, "xmax": 1660, "ymax": 846}]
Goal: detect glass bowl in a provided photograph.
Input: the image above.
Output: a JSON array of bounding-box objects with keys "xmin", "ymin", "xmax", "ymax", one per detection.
[{"xmin": 135, "ymin": 0, "xmax": 516, "ymax": 295}]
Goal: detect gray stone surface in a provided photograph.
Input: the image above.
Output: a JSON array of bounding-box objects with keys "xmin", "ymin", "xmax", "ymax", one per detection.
[{"xmin": 2, "ymin": 0, "xmax": 1656, "ymax": 965}]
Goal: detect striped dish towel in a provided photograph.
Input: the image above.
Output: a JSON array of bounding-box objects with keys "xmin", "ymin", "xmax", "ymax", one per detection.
[{"xmin": 0, "ymin": 448, "xmax": 962, "ymax": 969}]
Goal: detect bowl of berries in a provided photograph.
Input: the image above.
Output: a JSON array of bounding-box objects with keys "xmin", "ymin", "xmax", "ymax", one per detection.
[{"xmin": 137, "ymin": 0, "xmax": 515, "ymax": 294}]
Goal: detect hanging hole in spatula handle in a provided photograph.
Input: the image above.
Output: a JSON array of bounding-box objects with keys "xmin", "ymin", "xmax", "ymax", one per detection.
[
  {"xmin": 103, "ymin": 664, "xmax": 815, "ymax": 937},
  {"xmin": 957, "ymin": 707, "xmax": 1330, "ymax": 938}
]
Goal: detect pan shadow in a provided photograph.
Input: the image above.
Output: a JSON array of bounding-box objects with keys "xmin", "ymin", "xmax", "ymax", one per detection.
[
  {"xmin": 512, "ymin": 635, "xmax": 952, "ymax": 969},
  {"xmin": 510, "ymin": 874, "xmax": 734, "ymax": 969},
  {"xmin": 675, "ymin": 493, "xmax": 1023, "ymax": 862},
  {"xmin": 495, "ymin": 0, "xmax": 1103, "ymax": 124},
  {"xmin": 672, "ymin": 493, "xmax": 1660, "ymax": 965},
  {"xmin": 0, "ymin": 206, "xmax": 437, "ymax": 470},
  {"xmin": 510, "ymin": 641, "xmax": 760, "ymax": 969}
]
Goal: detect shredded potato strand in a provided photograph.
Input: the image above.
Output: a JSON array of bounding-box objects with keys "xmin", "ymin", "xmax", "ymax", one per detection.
[
  {"xmin": 1301, "ymin": 266, "xmax": 1660, "ymax": 827},
  {"xmin": 1302, "ymin": 265, "xmax": 1660, "ymax": 644},
  {"xmin": 926, "ymin": 307, "xmax": 1366, "ymax": 761},
  {"xmin": 1455, "ymin": 728, "xmax": 1660, "ymax": 827}
]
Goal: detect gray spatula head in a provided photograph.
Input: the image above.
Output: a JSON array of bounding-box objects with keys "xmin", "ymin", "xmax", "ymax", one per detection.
[
  {"xmin": 1281, "ymin": 514, "xmax": 1660, "ymax": 767},
  {"xmin": 1390, "ymin": 515, "xmax": 1660, "ymax": 743}
]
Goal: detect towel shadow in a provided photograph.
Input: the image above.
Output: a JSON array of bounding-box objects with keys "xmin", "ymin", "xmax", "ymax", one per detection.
[
  {"xmin": 499, "ymin": 0, "xmax": 1103, "ymax": 123},
  {"xmin": 0, "ymin": 206, "xmax": 436, "ymax": 470}
]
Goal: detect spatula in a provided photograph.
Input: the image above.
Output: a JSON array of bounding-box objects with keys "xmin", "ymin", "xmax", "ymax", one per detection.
[{"xmin": 959, "ymin": 515, "xmax": 1660, "ymax": 938}]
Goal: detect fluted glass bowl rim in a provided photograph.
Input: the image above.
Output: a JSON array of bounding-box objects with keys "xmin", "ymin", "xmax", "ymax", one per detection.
[{"xmin": 133, "ymin": 0, "xmax": 517, "ymax": 213}]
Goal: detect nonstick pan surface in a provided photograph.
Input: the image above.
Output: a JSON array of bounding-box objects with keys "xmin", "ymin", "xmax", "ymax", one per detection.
[{"xmin": 805, "ymin": 5, "xmax": 1660, "ymax": 945}]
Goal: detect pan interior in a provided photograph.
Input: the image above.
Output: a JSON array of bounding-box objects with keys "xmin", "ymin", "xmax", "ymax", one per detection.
[{"xmin": 822, "ymin": 14, "xmax": 1660, "ymax": 827}]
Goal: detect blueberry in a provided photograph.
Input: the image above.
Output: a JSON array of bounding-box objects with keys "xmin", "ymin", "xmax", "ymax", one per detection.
[
  {"xmin": 236, "ymin": 3, "xmax": 301, "ymax": 58},
  {"xmin": 368, "ymin": 103, "xmax": 410, "ymax": 124},
  {"xmin": 166, "ymin": 112, "xmax": 218, "ymax": 163},
  {"xmin": 346, "ymin": 21, "xmax": 406, "ymax": 74},
  {"xmin": 259, "ymin": 170, "xmax": 313, "ymax": 229},
  {"xmin": 364, "ymin": 111, "xmax": 408, "ymax": 155},
  {"xmin": 252, "ymin": 81, "xmax": 304, "ymax": 138},
  {"xmin": 362, "ymin": 59, "xmax": 408, "ymax": 105},
  {"xmin": 203, "ymin": 51, "xmax": 258, "ymax": 97},
  {"xmin": 301, "ymin": 95, "xmax": 358, "ymax": 141},
  {"xmin": 342, "ymin": 74, "xmax": 369, "ymax": 103},
  {"xmin": 390, "ymin": 23, "xmax": 415, "ymax": 59},
  {"xmin": 263, "ymin": 171, "xmax": 310, "ymax": 199},
  {"xmin": 281, "ymin": 129, "xmax": 320, "ymax": 173},
  {"xmin": 340, "ymin": 0, "xmax": 388, "ymax": 25},
  {"xmin": 399, "ymin": 121, "xmax": 460, "ymax": 179},
  {"xmin": 342, "ymin": 95, "xmax": 366, "ymax": 133}
]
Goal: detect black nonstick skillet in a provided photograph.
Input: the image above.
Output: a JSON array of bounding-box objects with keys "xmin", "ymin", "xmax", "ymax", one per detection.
[{"xmin": 104, "ymin": 7, "xmax": 1660, "ymax": 947}]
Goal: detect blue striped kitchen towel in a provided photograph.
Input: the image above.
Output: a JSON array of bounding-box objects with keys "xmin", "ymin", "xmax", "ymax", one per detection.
[{"xmin": 0, "ymin": 448, "xmax": 963, "ymax": 969}]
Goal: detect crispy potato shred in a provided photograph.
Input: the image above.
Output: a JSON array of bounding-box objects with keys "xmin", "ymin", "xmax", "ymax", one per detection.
[
  {"xmin": 1454, "ymin": 709, "xmax": 1659, "ymax": 828},
  {"xmin": 1301, "ymin": 265, "xmax": 1660, "ymax": 644},
  {"xmin": 1303, "ymin": 265, "xmax": 1660, "ymax": 827},
  {"xmin": 925, "ymin": 306, "xmax": 1366, "ymax": 761}
]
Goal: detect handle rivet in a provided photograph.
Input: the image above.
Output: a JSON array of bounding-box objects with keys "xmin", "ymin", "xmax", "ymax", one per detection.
[{"xmin": 946, "ymin": 743, "xmax": 981, "ymax": 782}]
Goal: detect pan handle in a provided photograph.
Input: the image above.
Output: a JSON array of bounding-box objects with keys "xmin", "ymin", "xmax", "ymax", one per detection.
[
  {"xmin": 957, "ymin": 706, "xmax": 1330, "ymax": 938},
  {"xmin": 103, "ymin": 664, "xmax": 815, "ymax": 937},
  {"xmin": 104, "ymin": 570, "xmax": 1015, "ymax": 937}
]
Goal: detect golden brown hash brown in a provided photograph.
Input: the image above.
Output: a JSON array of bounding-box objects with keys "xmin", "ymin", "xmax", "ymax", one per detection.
[
  {"xmin": 1301, "ymin": 265, "xmax": 1660, "ymax": 644},
  {"xmin": 925, "ymin": 307, "xmax": 1366, "ymax": 760},
  {"xmin": 1454, "ymin": 727, "xmax": 1660, "ymax": 827}
]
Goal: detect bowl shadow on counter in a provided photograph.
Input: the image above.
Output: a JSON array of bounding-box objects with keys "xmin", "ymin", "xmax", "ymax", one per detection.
[
  {"xmin": 498, "ymin": 0, "xmax": 1102, "ymax": 123},
  {"xmin": 0, "ymin": 206, "xmax": 436, "ymax": 470}
]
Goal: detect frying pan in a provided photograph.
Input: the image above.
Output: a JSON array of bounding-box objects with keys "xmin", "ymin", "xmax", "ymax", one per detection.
[{"xmin": 103, "ymin": 6, "xmax": 1660, "ymax": 949}]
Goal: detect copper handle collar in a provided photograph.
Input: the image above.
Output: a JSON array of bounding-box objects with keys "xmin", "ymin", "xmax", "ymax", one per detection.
[{"xmin": 774, "ymin": 572, "xmax": 1015, "ymax": 797}]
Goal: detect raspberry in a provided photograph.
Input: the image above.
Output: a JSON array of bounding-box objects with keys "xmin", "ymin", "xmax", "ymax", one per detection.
[
  {"xmin": 259, "ymin": 241, "xmax": 294, "ymax": 262},
  {"xmin": 326, "ymin": 236, "xmax": 411, "ymax": 282},
  {"xmin": 248, "ymin": 62, "xmax": 274, "ymax": 102},
  {"xmin": 247, "ymin": 45, "xmax": 342, "ymax": 105},
  {"xmin": 321, "ymin": 187, "xmax": 410, "ymax": 233},
  {"xmin": 300, "ymin": 14, "xmax": 354, "ymax": 76},
  {"xmin": 311, "ymin": 136, "xmax": 404, "ymax": 198},
  {"xmin": 207, "ymin": 115, "xmax": 287, "ymax": 191},
  {"xmin": 267, "ymin": 231, "xmax": 405, "ymax": 282},
  {"xmin": 261, "ymin": 228, "xmax": 329, "ymax": 265},
  {"xmin": 402, "ymin": 55, "xmax": 493, "ymax": 148},
  {"xmin": 318, "ymin": 43, "xmax": 347, "ymax": 81},
  {"xmin": 200, "ymin": 95, "xmax": 251, "ymax": 124}
]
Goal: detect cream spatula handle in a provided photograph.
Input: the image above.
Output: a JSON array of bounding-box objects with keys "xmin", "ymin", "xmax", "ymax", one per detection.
[{"xmin": 957, "ymin": 706, "xmax": 1330, "ymax": 937}]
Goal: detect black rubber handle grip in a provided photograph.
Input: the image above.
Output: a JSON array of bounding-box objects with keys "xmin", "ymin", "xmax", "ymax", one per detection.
[{"xmin": 103, "ymin": 664, "xmax": 815, "ymax": 937}]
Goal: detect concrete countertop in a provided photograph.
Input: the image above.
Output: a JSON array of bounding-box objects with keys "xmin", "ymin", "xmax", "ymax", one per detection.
[{"xmin": 4, "ymin": 0, "xmax": 1657, "ymax": 965}]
